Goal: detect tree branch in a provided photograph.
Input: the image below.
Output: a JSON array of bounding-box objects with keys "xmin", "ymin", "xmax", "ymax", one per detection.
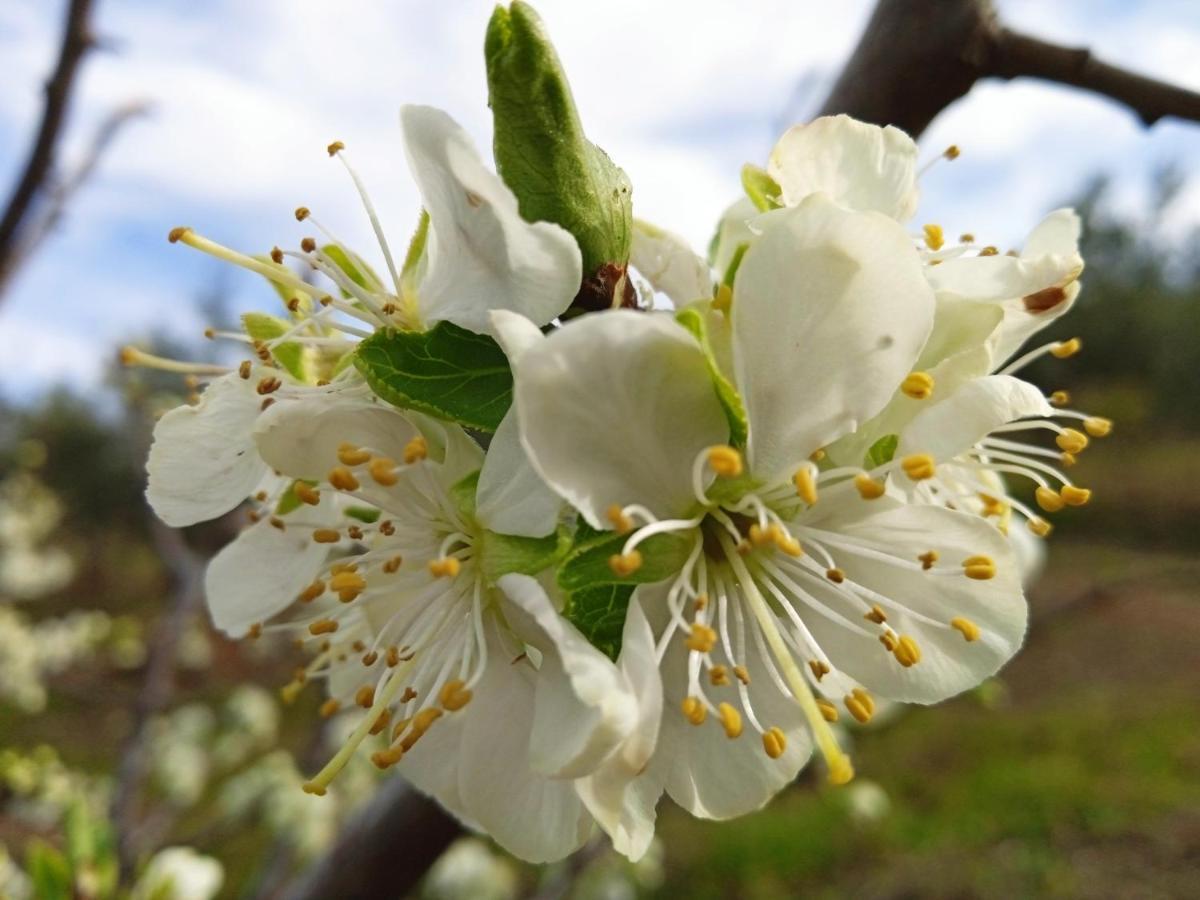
[
  {"xmin": 280, "ymin": 779, "xmax": 462, "ymax": 900},
  {"xmin": 819, "ymin": 0, "xmax": 1200, "ymax": 137},
  {"xmin": 0, "ymin": 0, "xmax": 97, "ymax": 294}
]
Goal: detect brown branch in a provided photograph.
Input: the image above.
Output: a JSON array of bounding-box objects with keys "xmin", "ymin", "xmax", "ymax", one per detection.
[
  {"xmin": 0, "ymin": 0, "xmax": 97, "ymax": 295},
  {"xmin": 280, "ymin": 779, "xmax": 462, "ymax": 900},
  {"xmin": 819, "ymin": 0, "xmax": 1200, "ymax": 137}
]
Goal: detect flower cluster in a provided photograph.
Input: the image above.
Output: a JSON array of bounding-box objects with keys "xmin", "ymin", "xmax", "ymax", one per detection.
[{"xmin": 133, "ymin": 73, "xmax": 1106, "ymax": 868}]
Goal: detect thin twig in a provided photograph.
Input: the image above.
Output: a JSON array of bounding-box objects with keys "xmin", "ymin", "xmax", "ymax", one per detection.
[
  {"xmin": 0, "ymin": 0, "xmax": 97, "ymax": 295},
  {"xmin": 109, "ymin": 518, "xmax": 206, "ymax": 879},
  {"xmin": 9, "ymin": 101, "xmax": 149, "ymax": 274},
  {"xmin": 819, "ymin": 0, "xmax": 1200, "ymax": 137}
]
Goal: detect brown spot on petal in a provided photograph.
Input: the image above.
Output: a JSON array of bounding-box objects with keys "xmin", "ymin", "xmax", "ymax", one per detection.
[{"xmin": 1023, "ymin": 285, "xmax": 1068, "ymax": 313}]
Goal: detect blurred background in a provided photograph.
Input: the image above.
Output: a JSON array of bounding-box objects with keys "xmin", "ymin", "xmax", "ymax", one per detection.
[{"xmin": 1, "ymin": 1, "xmax": 1198, "ymax": 897}]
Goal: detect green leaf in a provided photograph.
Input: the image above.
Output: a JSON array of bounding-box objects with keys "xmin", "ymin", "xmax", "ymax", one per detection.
[
  {"xmin": 242, "ymin": 312, "xmax": 309, "ymax": 382},
  {"xmin": 564, "ymin": 582, "xmax": 633, "ymax": 660},
  {"xmin": 353, "ymin": 322, "xmax": 513, "ymax": 432},
  {"xmin": 741, "ymin": 163, "xmax": 783, "ymax": 212},
  {"xmin": 486, "ymin": 2, "xmax": 632, "ymax": 274},
  {"xmin": 866, "ymin": 434, "xmax": 899, "ymax": 469},
  {"xmin": 479, "ymin": 526, "xmax": 570, "ymax": 582},
  {"xmin": 322, "ymin": 244, "xmax": 383, "ymax": 296},
  {"xmin": 675, "ymin": 307, "xmax": 748, "ymax": 447},
  {"xmin": 557, "ymin": 525, "xmax": 693, "ymax": 593},
  {"xmin": 26, "ymin": 839, "xmax": 72, "ymax": 900}
]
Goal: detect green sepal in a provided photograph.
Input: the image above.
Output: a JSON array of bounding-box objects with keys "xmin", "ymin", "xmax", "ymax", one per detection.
[
  {"xmin": 241, "ymin": 312, "xmax": 309, "ymax": 382},
  {"xmin": 557, "ymin": 522, "xmax": 692, "ymax": 593},
  {"xmin": 401, "ymin": 209, "xmax": 430, "ymax": 299},
  {"xmin": 486, "ymin": 2, "xmax": 632, "ymax": 274},
  {"xmin": 741, "ymin": 163, "xmax": 783, "ymax": 212},
  {"xmin": 275, "ymin": 479, "xmax": 316, "ymax": 517},
  {"xmin": 479, "ymin": 526, "xmax": 571, "ymax": 583},
  {"xmin": 449, "ymin": 470, "xmax": 480, "ymax": 521},
  {"xmin": 252, "ymin": 254, "xmax": 314, "ymax": 316},
  {"xmin": 344, "ymin": 506, "xmax": 381, "ymax": 524},
  {"xmin": 563, "ymin": 582, "xmax": 633, "ymax": 661},
  {"xmin": 322, "ymin": 244, "xmax": 382, "ymax": 297},
  {"xmin": 721, "ymin": 242, "xmax": 749, "ymax": 287},
  {"xmin": 866, "ymin": 434, "xmax": 899, "ymax": 469},
  {"xmin": 675, "ymin": 307, "xmax": 749, "ymax": 447},
  {"xmin": 353, "ymin": 322, "xmax": 513, "ymax": 432}
]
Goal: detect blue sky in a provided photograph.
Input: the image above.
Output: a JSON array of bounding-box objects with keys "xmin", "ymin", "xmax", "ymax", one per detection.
[{"xmin": 1, "ymin": 0, "xmax": 1198, "ymax": 397}]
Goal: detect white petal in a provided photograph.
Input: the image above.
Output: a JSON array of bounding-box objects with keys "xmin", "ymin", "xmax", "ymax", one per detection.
[
  {"xmin": 574, "ymin": 597, "xmax": 664, "ymax": 860},
  {"xmin": 146, "ymin": 374, "xmax": 266, "ymax": 527},
  {"xmin": 396, "ymin": 697, "xmax": 474, "ymax": 824},
  {"xmin": 733, "ymin": 194, "xmax": 934, "ymax": 481},
  {"xmin": 711, "ymin": 197, "xmax": 759, "ymax": 278},
  {"xmin": 630, "ymin": 219, "xmax": 713, "ymax": 307},
  {"xmin": 489, "ymin": 309, "xmax": 544, "ymax": 366},
  {"xmin": 767, "ymin": 115, "xmax": 919, "ymax": 221},
  {"xmin": 991, "ymin": 281, "xmax": 1080, "ymax": 365},
  {"xmin": 925, "ymin": 253, "xmax": 1083, "ymax": 303},
  {"xmin": 917, "ymin": 295, "xmax": 1006, "ymax": 371},
  {"xmin": 204, "ymin": 515, "xmax": 331, "ymax": 636},
  {"xmin": 797, "ymin": 500, "xmax": 1027, "ymax": 704},
  {"xmin": 512, "ymin": 310, "xmax": 729, "ymax": 527},
  {"xmin": 898, "ymin": 374, "xmax": 1051, "ymax": 461},
  {"xmin": 1024, "ymin": 208, "xmax": 1081, "ymax": 256},
  {"xmin": 499, "ymin": 573, "xmax": 637, "ymax": 778},
  {"xmin": 401, "ymin": 105, "xmax": 582, "ymax": 333},
  {"xmin": 456, "ymin": 618, "xmax": 593, "ymax": 863},
  {"xmin": 475, "ymin": 409, "xmax": 561, "ymax": 537}
]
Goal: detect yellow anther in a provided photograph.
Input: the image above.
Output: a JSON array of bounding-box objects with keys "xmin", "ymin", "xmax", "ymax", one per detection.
[
  {"xmin": 369, "ymin": 708, "xmax": 392, "ymax": 735},
  {"xmin": 979, "ymin": 493, "xmax": 1007, "ymax": 517},
  {"xmin": 294, "ymin": 482, "xmax": 321, "ymax": 506},
  {"xmin": 361, "ymin": 650, "xmax": 379, "ymax": 666},
  {"xmin": 354, "ymin": 685, "xmax": 375, "ymax": 708},
  {"xmin": 775, "ymin": 532, "xmax": 804, "ymax": 557},
  {"xmin": 709, "ymin": 665, "xmax": 730, "ymax": 686},
  {"xmin": 854, "ymin": 473, "xmax": 886, "ymax": 500},
  {"xmin": 428, "ymin": 557, "xmax": 461, "ymax": 578},
  {"xmin": 370, "ymin": 746, "xmax": 405, "ymax": 770},
  {"xmin": 901, "ymin": 453, "xmax": 936, "ymax": 481},
  {"xmin": 1049, "ymin": 390, "xmax": 1071, "ymax": 406},
  {"xmin": 606, "ymin": 504, "xmax": 634, "ymax": 533},
  {"xmin": 308, "ymin": 618, "xmax": 338, "ymax": 635},
  {"xmin": 327, "ymin": 140, "xmax": 345, "ymax": 156},
  {"xmin": 300, "ymin": 237, "xmax": 318, "ymax": 254},
  {"xmin": 330, "ymin": 562, "xmax": 358, "ymax": 575},
  {"xmin": 923, "ymin": 224, "xmax": 945, "ymax": 251},
  {"xmin": 682, "ymin": 696, "xmax": 707, "ymax": 726},
  {"xmin": 963, "ymin": 555, "xmax": 996, "ymax": 580},
  {"xmin": 979, "ymin": 245, "xmax": 999, "ymax": 256},
  {"xmin": 402, "ymin": 436, "xmax": 428, "ymax": 465},
  {"xmin": 1035, "ymin": 485, "xmax": 1065, "ymax": 512},
  {"xmin": 748, "ymin": 522, "xmax": 774, "ymax": 547},
  {"xmin": 901, "ymin": 371, "xmax": 935, "ymax": 400},
  {"xmin": 810, "ymin": 448, "xmax": 827, "ymax": 462},
  {"xmin": 826, "ymin": 567, "xmax": 845, "ymax": 584},
  {"xmin": 1060, "ymin": 485, "xmax": 1092, "ymax": 507},
  {"xmin": 732, "ymin": 665, "xmax": 751, "ymax": 685},
  {"xmin": 1061, "ymin": 451, "xmax": 1078, "ymax": 467},
  {"xmin": 298, "ymin": 580, "xmax": 325, "ymax": 603},
  {"xmin": 718, "ymin": 702, "xmax": 743, "ymax": 739},
  {"xmin": 708, "ymin": 445, "xmax": 743, "ymax": 478},
  {"xmin": 318, "ymin": 698, "xmax": 341, "ymax": 718},
  {"xmin": 950, "ymin": 617, "xmax": 981, "ymax": 642},
  {"xmin": 845, "ymin": 688, "xmax": 875, "ymax": 724},
  {"xmin": 809, "ymin": 659, "xmax": 830, "ymax": 681},
  {"xmin": 608, "ymin": 550, "xmax": 643, "ymax": 577},
  {"xmin": 328, "ymin": 467, "xmax": 360, "ymax": 492},
  {"xmin": 944, "ymin": 144, "xmax": 961, "ymax": 160},
  {"xmin": 793, "ymin": 466, "xmax": 819, "ymax": 505},
  {"xmin": 1027, "ymin": 517, "xmax": 1052, "ymax": 537},
  {"xmin": 816, "ymin": 699, "xmax": 839, "ymax": 722},
  {"xmin": 686, "ymin": 623, "xmax": 718, "ymax": 654},
  {"xmin": 712, "ymin": 283, "xmax": 733, "ymax": 313},
  {"xmin": 337, "ymin": 442, "xmax": 372, "ymax": 466},
  {"xmin": 694, "ymin": 595, "xmax": 708, "ymax": 612},
  {"xmin": 368, "ymin": 457, "xmax": 399, "ymax": 486},
  {"xmin": 762, "ymin": 726, "xmax": 787, "ymax": 759},
  {"xmin": 1055, "ymin": 428, "xmax": 1089, "ymax": 454},
  {"xmin": 301, "ymin": 782, "xmax": 327, "ymax": 796},
  {"xmin": 1051, "ymin": 338, "xmax": 1081, "ymax": 358},
  {"xmin": 400, "ymin": 707, "xmax": 444, "ymax": 752},
  {"xmin": 893, "ymin": 635, "xmax": 921, "ymax": 667},
  {"xmin": 382, "ymin": 555, "xmax": 403, "ymax": 574},
  {"xmin": 1083, "ymin": 417, "xmax": 1112, "ymax": 438},
  {"xmin": 959, "ymin": 232, "xmax": 975, "ymax": 243},
  {"xmin": 439, "ymin": 679, "xmax": 473, "ymax": 711},
  {"xmin": 918, "ymin": 550, "xmax": 938, "ymax": 570},
  {"xmin": 280, "ymin": 679, "xmax": 305, "ymax": 704},
  {"xmin": 863, "ymin": 605, "xmax": 887, "ymax": 625},
  {"xmin": 879, "ymin": 631, "xmax": 898, "ymax": 652},
  {"xmin": 330, "ymin": 571, "xmax": 367, "ymax": 603}
]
